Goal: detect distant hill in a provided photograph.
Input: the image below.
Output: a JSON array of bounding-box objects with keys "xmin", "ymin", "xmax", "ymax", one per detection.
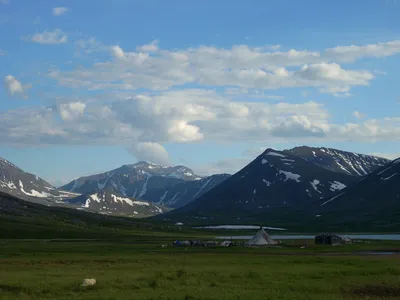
[
  {"xmin": 60, "ymin": 161, "xmax": 202, "ymax": 197},
  {"xmin": 67, "ymin": 190, "xmax": 169, "ymax": 217},
  {"xmin": 0, "ymin": 157, "xmax": 79, "ymax": 205}
]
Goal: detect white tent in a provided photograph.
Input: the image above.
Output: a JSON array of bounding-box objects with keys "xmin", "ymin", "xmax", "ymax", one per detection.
[{"xmin": 247, "ymin": 228, "xmax": 276, "ymax": 246}]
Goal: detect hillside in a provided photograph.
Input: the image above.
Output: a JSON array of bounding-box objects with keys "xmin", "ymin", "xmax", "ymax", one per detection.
[
  {"xmin": 163, "ymin": 148, "xmax": 357, "ymax": 223},
  {"xmin": 315, "ymin": 157, "xmax": 400, "ymax": 231},
  {"xmin": 0, "ymin": 191, "xmax": 183, "ymax": 239}
]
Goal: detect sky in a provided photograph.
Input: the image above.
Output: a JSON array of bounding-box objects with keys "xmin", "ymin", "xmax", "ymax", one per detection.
[{"xmin": 1, "ymin": 0, "xmax": 400, "ymax": 187}]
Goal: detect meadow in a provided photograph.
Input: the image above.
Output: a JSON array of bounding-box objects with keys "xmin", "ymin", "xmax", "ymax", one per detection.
[{"xmin": 1, "ymin": 237, "xmax": 400, "ymax": 300}]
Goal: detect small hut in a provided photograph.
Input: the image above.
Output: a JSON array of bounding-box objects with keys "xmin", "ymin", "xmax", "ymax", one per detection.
[{"xmin": 315, "ymin": 233, "xmax": 344, "ymax": 246}]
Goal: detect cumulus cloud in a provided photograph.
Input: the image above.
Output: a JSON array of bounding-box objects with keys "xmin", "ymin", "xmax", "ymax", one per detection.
[
  {"xmin": 1, "ymin": 89, "xmax": 399, "ymax": 152},
  {"xmin": 129, "ymin": 142, "xmax": 170, "ymax": 165},
  {"xmin": 52, "ymin": 7, "xmax": 68, "ymax": 16},
  {"xmin": 59, "ymin": 102, "xmax": 86, "ymax": 121},
  {"xmin": 49, "ymin": 40, "xmax": 400, "ymax": 96},
  {"xmin": 3, "ymin": 75, "xmax": 30, "ymax": 97},
  {"xmin": 137, "ymin": 40, "xmax": 159, "ymax": 52},
  {"xmin": 28, "ymin": 29, "xmax": 67, "ymax": 44}
]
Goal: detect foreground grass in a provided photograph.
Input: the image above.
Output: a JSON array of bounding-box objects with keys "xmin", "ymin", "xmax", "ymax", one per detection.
[{"xmin": 1, "ymin": 240, "xmax": 400, "ymax": 300}]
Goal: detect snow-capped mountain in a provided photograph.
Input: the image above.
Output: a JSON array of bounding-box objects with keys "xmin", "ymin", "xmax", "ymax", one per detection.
[
  {"xmin": 60, "ymin": 161, "xmax": 203, "ymax": 198},
  {"xmin": 164, "ymin": 148, "xmax": 357, "ymax": 222},
  {"xmin": 67, "ymin": 190, "xmax": 168, "ymax": 217},
  {"xmin": 285, "ymin": 146, "xmax": 390, "ymax": 176},
  {"xmin": 0, "ymin": 157, "xmax": 79, "ymax": 204},
  {"xmin": 140, "ymin": 174, "xmax": 230, "ymax": 208}
]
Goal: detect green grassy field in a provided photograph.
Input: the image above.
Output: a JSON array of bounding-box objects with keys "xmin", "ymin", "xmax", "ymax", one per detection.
[{"xmin": 1, "ymin": 238, "xmax": 400, "ymax": 300}]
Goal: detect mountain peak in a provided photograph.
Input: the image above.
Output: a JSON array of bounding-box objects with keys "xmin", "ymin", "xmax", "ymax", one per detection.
[{"xmin": 284, "ymin": 146, "xmax": 390, "ymax": 176}]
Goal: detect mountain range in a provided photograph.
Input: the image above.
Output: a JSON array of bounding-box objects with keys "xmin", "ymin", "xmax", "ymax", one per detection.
[
  {"xmin": 160, "ymin": 147, "xmax": 395, "ymax": 227},
  {"xmin": 1, "ymin": 146, "xmax": 398, "ymax": 231},
  {"xmin": 60, "ymin": 161, "xmax": 229, "ymax": 209}
]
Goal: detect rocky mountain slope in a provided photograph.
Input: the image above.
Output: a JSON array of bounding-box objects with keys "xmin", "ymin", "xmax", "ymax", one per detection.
[
  {"xmin": 67, "ymin": 190, "xmax": 168, "ymax": 217},
  {"xmin": 316, "ymin": 157, "xmax": 400, "ymax": 228},
  {"xmin": 0, "ymin": 157, "xmax": 78, "ymax": 205},
  {"xmin": 60, "ymin": 161, "xmax": 203, "ymax": 198},
  {"xmin": 164, "ymin": 149, "xmax": 358, "ymax": 222},
  {"xmin": 140, "ymin": 174, "xmax": 230, "ymax": 208},
  {"xmin": 285, "ymin": 146, "xmax": 389, "ymax": 176}
]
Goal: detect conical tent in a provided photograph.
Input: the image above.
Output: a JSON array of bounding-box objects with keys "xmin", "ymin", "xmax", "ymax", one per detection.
[{"xmin": 247, "ymin": 228, "xmax": 276, "ymax": 246}]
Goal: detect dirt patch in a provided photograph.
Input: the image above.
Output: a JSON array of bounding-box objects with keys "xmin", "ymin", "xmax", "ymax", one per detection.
[{"xmin": 349, "ymin": 284, "xmax": 400, "ymax": 298}]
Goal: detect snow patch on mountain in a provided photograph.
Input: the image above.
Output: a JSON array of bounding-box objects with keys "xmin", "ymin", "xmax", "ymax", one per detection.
[
  {"xmin": 329, "ymin": 181, "xmax": 346, "ymax": 191},
  {"xmin": 279, "ymin": 170, "xmax": 301, "ymax": 182},
  {"xmin": 138, "ymin": 175, "xmax": 151, "ymax": 198},
  {"xmin": 262, "ymin": 179, "xmax": 272, "ymax": 186},
  {"xmin": 310, "ymin": 180, "xmax": 321, "ymax": 193},
  {"xmin": 382, "ymin": 173, "xmax": 397, "ymax": 181},
  {"xmin": 265, "ymin": 151, "xmax": 286, "ymax": 158}
]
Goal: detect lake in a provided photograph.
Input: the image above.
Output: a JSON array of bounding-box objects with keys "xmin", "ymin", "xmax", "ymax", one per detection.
[{"xmin": 216, "ymin": 234, "xmax": 400, "ymax": 240}]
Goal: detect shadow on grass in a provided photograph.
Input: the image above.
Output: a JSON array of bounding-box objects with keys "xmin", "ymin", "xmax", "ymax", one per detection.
[
  {"xmin": 347, "ymin": 284, "xmax": 400, "ymax": 298},
  {"xmin": 0, "ymin": 284, "xmax": 28, "ymax": 294}
]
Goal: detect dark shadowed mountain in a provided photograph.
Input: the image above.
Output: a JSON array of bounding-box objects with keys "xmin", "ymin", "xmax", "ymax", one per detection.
[
  {"xmin": 285, "ymin": 146, "xmax": 389, "ymax": 176},
  {"xmin": 314, "ymin": 157, "xmax": 400, "ymax": 231},
  {"xmin": 140, "ymin": 174, "xmax": 230, "ymax": 208},
  {"xmin": 163, "ymin": 148, "xmax": 357, "ymax": 223}
]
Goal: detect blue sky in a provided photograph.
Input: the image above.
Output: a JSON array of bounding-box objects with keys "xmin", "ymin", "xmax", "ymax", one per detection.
[{"xmin": 1, "ymin": 0, "xmax": 400, "ymax": 186}]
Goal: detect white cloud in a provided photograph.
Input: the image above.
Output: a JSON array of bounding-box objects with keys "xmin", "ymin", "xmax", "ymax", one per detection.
[
  {"xmin": 194, "ymin": 157, "xmax": 252, "ymax": 176},
  {"xmin": 59, "ymin": 102, "xmax": 86, "ymax": 121},
  {"xmin": 28, "ymin": 29, "xmax": 68, "ymax": 44},
  {"xmin": 52, "ymin": 7, "xmax": 68, "ymax": 16},
  {"xmin": 49, "ymin": 40, "xmax": 395, "ymax": 96},
  {"xmin": 353, "ymin": 111, "xmax": 366, "ymax": 120},
  {"xmin": 137, "ymin": 40, "xmax": 159, "ymax": 52},
  {"xmin": 3, "ymin": 75, "xmax": 30, "ymax": 97},
  {"xmin": 129, "ymin": 142, "xmax": 170, "ymax": 165},
  {"xmin": 325, "ymin": 40, "xmax": 400, "ymax": 63},
  {"xmin": 1, "ymin": 89, "xmax": 399, "ymax": 152}
]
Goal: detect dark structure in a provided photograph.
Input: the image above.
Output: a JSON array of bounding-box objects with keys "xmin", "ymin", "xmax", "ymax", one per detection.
[{"xmin": 315, "ymin": 233, "xmax": 344, "ymax": 245}]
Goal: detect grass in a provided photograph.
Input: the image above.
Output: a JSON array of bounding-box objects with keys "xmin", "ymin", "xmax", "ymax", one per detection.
[{"xmin": 1, "ymin": 239, "xmax": 400, "ymax": 299}]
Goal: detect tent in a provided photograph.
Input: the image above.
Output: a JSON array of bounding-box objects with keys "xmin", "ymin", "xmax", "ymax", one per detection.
[{"xmin": 247, "ymin": 227, "xmax": 276, "ymax": 246}]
